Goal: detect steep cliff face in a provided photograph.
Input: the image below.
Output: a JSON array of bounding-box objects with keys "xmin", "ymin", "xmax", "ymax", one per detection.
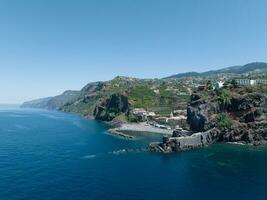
[
  {"xmin": 94, "ymin": 93, "xmax": 129, "ymax": 121},
  {"xmin": 187, "ymin": 86, "xmax": 267, "ymax": 145},
  {"xmin": 229, "ymin": 93, "xmax": 265, "ymax": 121},
  {"xmin": 187, "ymin": 93, "xmax": 220, "ymax": 132}
]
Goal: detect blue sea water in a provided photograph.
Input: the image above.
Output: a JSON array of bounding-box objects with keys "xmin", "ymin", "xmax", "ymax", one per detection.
[{"xmin": 0, "ymin": 106, "xmax": 267, "ymax": 200}]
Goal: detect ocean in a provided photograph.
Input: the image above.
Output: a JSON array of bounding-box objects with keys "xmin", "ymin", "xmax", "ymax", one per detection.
[{"xmin": 0, "ymin": 106, "xmax": 267, "ymax": 200}]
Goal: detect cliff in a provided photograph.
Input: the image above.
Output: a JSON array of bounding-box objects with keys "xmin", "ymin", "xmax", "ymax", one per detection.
[
  {"xmin": 60, "ymin": 76, "xmax": 190, "ymax": 121},
  {"xmin": 21, "ymin": 62, "xmax": 267, "ymax": 126},
  {"xmin": 150, "ymin": 85, "xmax": 267, "ymax": 153},
  {"xmin": 94, "ymin": 93, "xmax": 129, "ymax": 121},
  {"xmin": 187, "ymin": 85, "xmax": 267, "ymax": 145}
]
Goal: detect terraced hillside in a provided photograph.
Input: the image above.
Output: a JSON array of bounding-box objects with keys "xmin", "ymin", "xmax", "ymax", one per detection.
[{"xmin": 61, "ymin": 76, "xmax": 191, "ymax": 121}]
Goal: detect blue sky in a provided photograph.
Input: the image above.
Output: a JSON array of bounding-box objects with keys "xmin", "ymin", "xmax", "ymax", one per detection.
[{"xmin": 0, "ymin": 0, "xmax": 267, "ymax": 103}]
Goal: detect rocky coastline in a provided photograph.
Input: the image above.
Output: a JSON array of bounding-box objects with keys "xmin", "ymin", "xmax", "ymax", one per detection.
[
  {"xmin": 150, "ymin": 86, "xmax": 267, "ymax": 153},
  {"xmin": 21, "ymin": 74, "xmax": 267, "ymax": 153},
  {"xmin": 149, "ymin": 129, "xmax": 215, "ymax": 153}
]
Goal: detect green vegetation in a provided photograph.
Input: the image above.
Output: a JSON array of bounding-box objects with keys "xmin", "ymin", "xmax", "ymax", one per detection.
[
  {"xmin": 128, "ymin": 85, "xmax": 156, "ymax": 109},
  {"xmin": 128, "ymin": 82, "xmax": 190, "ymax": 116},
  {"xmin": 60, "ymin": 77, "xmax": 192, "ymax": 120},
  {"xmin": 115, "ymin": 114, "xmax": 128, "ymax": 122},
  {"xmin": 165, "ymin": 62, "xmax": 267, "ymax": 79},
  {"xmin": 217, "ymin": 113, "xmax": 233, "ymax": 129},
  {"xmin": 217, "ymin": 89, "xmax": 231, "ymax": 111},
  {"xmin": 22, "ymin": 62, "xmax": 267, "ymax": 124}
]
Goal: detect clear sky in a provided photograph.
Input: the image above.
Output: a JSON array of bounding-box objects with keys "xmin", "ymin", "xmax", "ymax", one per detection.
[{"xmin": 0, "ymin": 0, "xmax": 267, "ymax": 104}]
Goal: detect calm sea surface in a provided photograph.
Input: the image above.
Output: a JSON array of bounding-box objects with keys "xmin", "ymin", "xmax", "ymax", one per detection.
[{"xmin": 0, "ymin": 106, "xmax": 267, "ymax": 200}]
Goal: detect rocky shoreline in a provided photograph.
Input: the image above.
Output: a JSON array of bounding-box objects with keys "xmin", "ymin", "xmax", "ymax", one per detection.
[
  {"xmin": 21, "ymin": 79, "xmax": 267, "ymax": 153},
  {"xmin": 149, "ymin": 128, "xmax": 217, "ymax": 153},
  {"xmin": 150, "ymin": 86, "xmax": 267, "ymax": 153},
  {"xmin": 68, "ymin": 85, "xmax": 267, "ymax": 152}
]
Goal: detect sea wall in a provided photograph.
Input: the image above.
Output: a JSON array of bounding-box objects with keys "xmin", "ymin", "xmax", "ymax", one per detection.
[{"xmin": 149, "ymin": 129, "xmax": 219, "ymax": 153}]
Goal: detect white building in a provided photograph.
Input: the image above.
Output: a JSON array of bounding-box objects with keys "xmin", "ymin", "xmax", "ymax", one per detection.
[
  {"xmin": 236, "ymin": 79, "xmax": 267, "ymax": 86},
  {"xmin": 133, "ymin": 108, "xmax": 147, "ymax": 115},
  {"xmin": 147, "ymin": 112, "xmax": 156, "ymax": 117},
  {"xmin": 213, "ymin": 81, "xmax": 225, "ymax": 90},
  {"xmin": 132, "ymin": 108, "xmax": 156, "ymax": 121}
]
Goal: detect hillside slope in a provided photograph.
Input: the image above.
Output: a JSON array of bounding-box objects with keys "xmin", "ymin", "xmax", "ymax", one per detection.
[
  {"xmin": 21, "ymin": 97, "xmax": 53, "ymax": 109},
  {"xmin": 21, "ymin": 90, "xmax": 80, "ymax": 110},
  {"xmin": 61, "ymin": 76, "xmax": 190, "ymax": 121},
  {"xmin": 166, "ymin": 62, "xmax": 267, "ymax": 79},
  {"xmin": 22, "ymin": 62, "xmax": 267, "ymax": 123}
]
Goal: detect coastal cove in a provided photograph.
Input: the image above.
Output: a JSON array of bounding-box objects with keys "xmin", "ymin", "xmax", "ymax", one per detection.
[{"xmin": 1, "ymin": 106, "xmax": 267, "ymax": 199}]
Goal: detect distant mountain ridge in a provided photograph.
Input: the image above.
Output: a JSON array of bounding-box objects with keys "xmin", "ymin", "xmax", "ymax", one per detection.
[
  {"xmin": 21, "ymin": 97, "xmax": 53, "ymax": 109},
  {"xmin": 21, "ymin": 90, "xmax": 80, "ymax": 110},
  {"xmin": 165, "ymin": 62, "xmax": 267, "ymax": 79}
]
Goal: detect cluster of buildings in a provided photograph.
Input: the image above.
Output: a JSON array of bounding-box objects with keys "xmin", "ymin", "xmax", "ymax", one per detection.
[
  {"xmin": 132, "ymin": 108, "xmax": 187, "ymax": 130},
  {"xmin": 132, "ymin": 108, "xmax": 156, "ymax": 121},
  {"xmin": 132, "ymin": 78, "xmax": 267, "ymax": 130},
  {"xmin": 154, "ymin": 113, "xmax": 187, "ymax": 128},
  {"xmin": 197, "ymin": 81, "xmax": 225, "ymax": 91},
  {"xmin": 197, "ymin": 78, "xmax": 267, "ymax": 91},
  {"xmin": 235, "ymin": 79, "xmax": 267, "ymax": 86}
]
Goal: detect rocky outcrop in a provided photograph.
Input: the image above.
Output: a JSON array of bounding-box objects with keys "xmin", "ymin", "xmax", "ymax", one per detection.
[
  {"xmin": 217, "ymin": 121, "xmax": 267, "ymax": 145},
  {"xmin": 187, "ymin": 87, "xmax": 267, "ymax": 146},
  {"xmin": 149, "ymin": 128, "xmax": 220, "ymax": 153},
  {"xmin": 149, "ymin": 86, "xmax": 267, "ymax": 153},
  {"xmin": 94, "ymin": 93, "xmax": 129, "ymax": 121},
  {"xmin": 187, "ymin": 93, "xmax": 220, "ymax": 132},
  {"xmin": 229, "ymin": 93, "xmax": 265, "ymax": 122}
]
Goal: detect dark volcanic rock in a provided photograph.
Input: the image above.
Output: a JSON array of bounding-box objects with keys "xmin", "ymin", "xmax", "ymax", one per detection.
[
  {"xmin": 216, "ymin": 121, "xmax": 267, "ymax": 145},
  {"xmin": 230, "ymin": 93, "xmax": 264, "ymax": 112},
  {"xmin": 186, "ymin": 88, "xmax": 267, "ymax": 146},
  {"xmin": 187, "ymin": 98, "xmax": 220, "ymax": 132},
  {"xmin": 149, "ymin": 129, "xmax": 219, "ymax": 153},
  {"xmin": 94, "ymin": 93, "xmax": 129, "ymax": 121}
]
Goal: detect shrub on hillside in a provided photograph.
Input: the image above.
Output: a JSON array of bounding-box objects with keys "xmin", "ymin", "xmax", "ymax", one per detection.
[{"xmin": 217, "ymin": 113, "xmax": 233, "ymax": 129}]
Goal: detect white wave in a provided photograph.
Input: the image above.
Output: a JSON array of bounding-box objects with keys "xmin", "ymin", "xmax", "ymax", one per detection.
[{"xmin": 82, "ymin": 154, "xmax": 97, "ymax": 159}]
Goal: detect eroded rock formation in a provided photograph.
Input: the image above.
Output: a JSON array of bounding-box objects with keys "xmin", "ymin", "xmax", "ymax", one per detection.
[{"xmin": 94, "ymin": 93, "xmax": 129, "ymax": 121}]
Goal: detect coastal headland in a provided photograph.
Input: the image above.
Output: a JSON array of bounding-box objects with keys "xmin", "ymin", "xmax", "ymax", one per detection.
[{"xmin": 22, "ymin": 62, "xmax": 267, "ymax": 153}]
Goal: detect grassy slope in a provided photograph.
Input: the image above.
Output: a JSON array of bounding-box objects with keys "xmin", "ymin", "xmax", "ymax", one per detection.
[{"xmin": 61, "ymin": 77, "xmax": 191, "ymax": 118}]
